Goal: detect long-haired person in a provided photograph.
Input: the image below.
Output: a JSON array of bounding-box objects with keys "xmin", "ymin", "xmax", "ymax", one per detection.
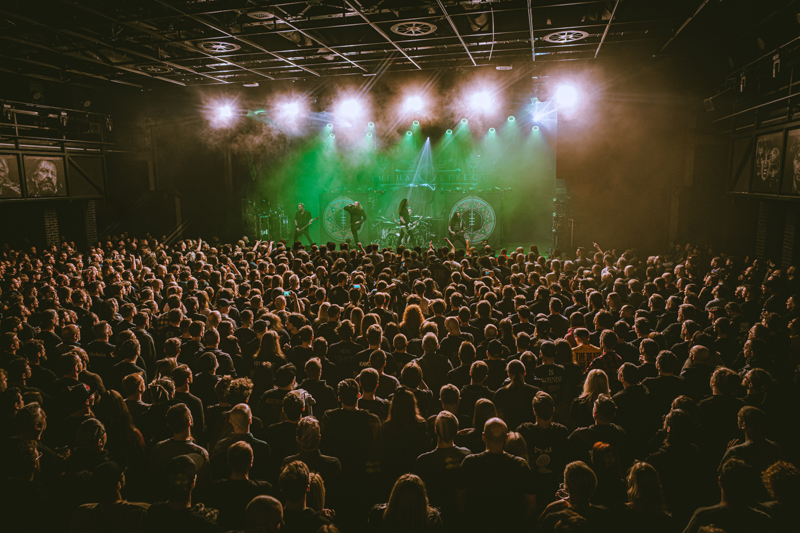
[
  {"xmin": 397, "ymin": 198, "xmax": 412, "ymax": 247},
  {"xmin": 537, "ymin": 461, "xmax": 612, "ymax": 532},
  {"xmin": 448, "ymin": 211, "xmax": 467, "ymax": 249},
  {"xmin": 379, "ymin": 386, "xmax": 429, "ymax": 489},
  {"xmin": 620, "ymin": 461, "xmax": 675, "ymax": 532},
  {"xmin": 569, "ymin": 369, "xmax": 609, "ymax": 429},
  {"xmin": 369, "ymin": 474, "xmax": 442, "ymax": 532}
]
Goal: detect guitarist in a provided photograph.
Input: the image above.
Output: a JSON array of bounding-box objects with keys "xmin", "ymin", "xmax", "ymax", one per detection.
[
  {"xmin": 294, "ymin": 203, "xmax": 316, "ymax": 246},
  {"xmin": 449, "ymin": 211, "xmax": 467, "ymax": 249}
]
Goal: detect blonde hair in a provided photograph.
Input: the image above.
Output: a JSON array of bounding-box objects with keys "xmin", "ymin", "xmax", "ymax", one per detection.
[{"xmin": 580, "ymin": 369, "xmax": 610, "ymax": 402}]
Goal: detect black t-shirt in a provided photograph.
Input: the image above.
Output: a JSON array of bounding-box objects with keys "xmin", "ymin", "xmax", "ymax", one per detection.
[
  {"xmin": 458, "ymin": 451, "xmax": 535, "ymax": 531},
  {"xmin": 287, "ymin": 345, "xmax": 315, "ymax": 370},
  {"xmin": 327, "ymin": 340, "xmax": 362, "ymax": 378},
  {"xmin": 295, "ymin": 209, "xmax": 312, "ymax": 228},
  {"xmin": 206, "ymin": 479, "xmax": 272, "ymax": 531},
  {"xmin": 142, "ymin": 502, "xmax": 221, "ymax": 533},
  {"xmin": 358, "ymin": 397, "xmax": 389, "ymax": 420},
  {"xmin": 492, "ymin": 383, "xmax": 541, "ymax": 430},
  {"xmin": 413, "ymin": 446, "xmax": 470, "ymax": 519},
  {"xmin": 282, "ymin": 507, "xmax": 331, "ymax": 533},
  {"xmin": 516, "ymin": 422, "xmax": 570, "ymax": 502},
  {"xmin": 532, "ymin": 363, "xmax": 565, "ymax": 399}
]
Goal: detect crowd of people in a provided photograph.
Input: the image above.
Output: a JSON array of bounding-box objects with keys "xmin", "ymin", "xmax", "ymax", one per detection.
[{"xmin": 0, "ymin": 235, "xmax": 798, "ymax": 533}]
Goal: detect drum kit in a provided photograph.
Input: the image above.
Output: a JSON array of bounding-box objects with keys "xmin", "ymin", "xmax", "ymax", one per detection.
[{"xmin": 373, "ymin": 215, "xmax": 438, "ymax": 248}]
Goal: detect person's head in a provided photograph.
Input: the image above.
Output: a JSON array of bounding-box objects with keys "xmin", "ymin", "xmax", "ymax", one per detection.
[
  {"xmin": 719, "ymin": 458, "xmax": 761, "ymax": 505},
  {"xmin": 439, "ymin": 384, "xmax": 459, "ymax": 411},
  {"xmin": 228, "ymin": 441, "xmax": 254, "ymax": 476},
  {"xmin": 563, "ymin": 461, "xmax": 597, "ymax": 506},
  {"xmin": 473, "ymin": 398, "xmax": 496, "ymax": 431},
  {"xmin": 388, "ymin": 386, "xmax": 421, "ymax": 424},
  {"xmin": 422, "ymin": 332, "xmax": 438, "ymax": 354},
  {"xmin": 291, "ymin": 416, "xmax": 319, "ymax": 452},
  {"xmin": 592, "ymin": 394, "xmax": 617, "ymax": 424},
  {"xmin": 337, "ymin": 378, "xmax": 360, "ymax": 407},
  {"xmin": 581, "ymin": 369, "xmax": 610, "ymax": 400},
  {"xmin": 279, "ymin": 460, "xmax": 310, "ymax": 504},
  {"xmin": 383, "ymin": 474, "xmax": 432, "ymax": 530},
  {"xmin": 244, "ymin": 496, "xmax": 284, "ymax": 533},
  {"xmin": 627, "ymin": 461, "xmax": 667, "ymax": 513},
  {"xmin": 618, "ymin": 363, "xmax": 640, "ymax": 387},
  {"xmin": 711, "ymin": 367, "xmax": 740, "ymax": 396},
  {"xmin": 400, "ymin": 362, "xmax": 423, "ymax": 389},
  {"xmin": 165, "ymin": 454, "xmax": 198, "ymax": 500},
  {"xmin": 13, "ymin": 402, "xmax": 46, "ymax": 438},
  {"xmin": 655, "ymin": 350, "xmax": 679, "ymax": 375},
  {"xmin": 532, "ymin": 391, "xmax": 555, "ymax": 421},
  {"xmin": 76, "ymin": 417, "xmax": 106, "ymax": 450},
  {"xmin": 434, "ymin": 410, "xmax": 459, "ymax": 444},
  {"xmin": 504, "ymin": 431, "xmax": 528, "ymax": 463},
  {"xmin": 31, "ymin": 159, "xmax": 59, "ymax": 194},
  {"xmin": 762, "ymin": 461, "xmax": 800, "ymax": 505},
  {"xmin": 482, "ymin": 416, "xmax": 508, "ymax": 452},
  {"xmin": 229, "ymin": 403, "xmax": 253, "ymax": 433},
  {"xmin": 469, "ymin": 360, "xmax": 489, "ymax": 384},
  {"xmin": 737, "ymin": 405, "xmax": 768, "ymax": 439},
  {"xmin": 166, "ymin": 403, "xmax": 192, "ymax": 436},
  {"xmin": 282, "ymin": 390, "xmax": 305, "ymax": 422},
  {"xmin": 358, "ymin": 367, "xmax": 380, "ymax": 394}
]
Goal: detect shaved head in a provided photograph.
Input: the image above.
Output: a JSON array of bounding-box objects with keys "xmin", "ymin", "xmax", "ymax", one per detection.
[
  {"xmin": 483, "ymin": 417, "xmax": 508, "ymax": 447},
  {"xmin": 245, "ymin": 495, "xmax": 283, "ymax": 532}
]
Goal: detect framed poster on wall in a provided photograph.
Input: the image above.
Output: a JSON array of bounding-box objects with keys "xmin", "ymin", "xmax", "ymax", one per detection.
[
  {"xmin": 751, "ymin": 132, "xmax": 782, "ymax": 193},
  {"xmin": 0, "ymin": 154, "xmax": 22, "ymax": 198},
  {"xmin": 782, "ymin": 128, "xmax": 800, "ymax": 194},
  {"xmin": 24, "ymin": 156, "xmax": 67, "ymax": 197}
]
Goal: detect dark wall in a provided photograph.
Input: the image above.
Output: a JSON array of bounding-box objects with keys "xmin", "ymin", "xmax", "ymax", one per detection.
[{"xmin": 557, "ymin": 59, "xmax": 698, "ymax": 254}]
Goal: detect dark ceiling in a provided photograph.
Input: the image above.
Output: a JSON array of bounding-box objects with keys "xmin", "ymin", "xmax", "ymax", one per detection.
[{"xmin": 0, "ymin": 0, "xmax": 798, "ymax": 88}]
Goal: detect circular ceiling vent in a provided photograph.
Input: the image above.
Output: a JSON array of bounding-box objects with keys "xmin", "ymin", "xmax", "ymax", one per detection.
[
  {"xmin": 391, "ymin": 21, "xmax": 437, "ymax": 36},
  {"xmin": 542, "ymin": 30, "xmax": 589, "ymax": 43},
  {"xmin": 247, "ymin": 11, "xmax": 274, "ymax": 20},
  {"xmin": 198, "ymin": 41, "xmax": 241, "ymax": 53},
  {"xmin": 137, "ymin": 64, "xmax": 172, "ymax": 74}
]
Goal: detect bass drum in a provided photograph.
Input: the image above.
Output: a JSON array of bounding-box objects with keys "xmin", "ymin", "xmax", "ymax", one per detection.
[{"xmin": 385, "ymin": 232, "xmax": 400, "ymax": 249}]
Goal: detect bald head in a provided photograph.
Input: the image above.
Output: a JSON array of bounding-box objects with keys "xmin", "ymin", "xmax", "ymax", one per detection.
[
  {"xmin": 245, "ymin": 495, "xmax": 283, "ymax": 533},
  {"xmin": 690, "ymin": 345, "xmax": 709, "ymax": 364},
  {"xmin": 483, "ymin": 417, "xmax": 508, "ymax": 451},
  {"xmin": 229, "ymin": 403, "xmax": 252, "ymax": 432}
]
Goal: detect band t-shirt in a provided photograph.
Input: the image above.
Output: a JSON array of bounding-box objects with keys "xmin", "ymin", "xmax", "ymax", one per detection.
[{"xmin": 295, "ymin": 210, "xmax": 312, "ymax": 229}]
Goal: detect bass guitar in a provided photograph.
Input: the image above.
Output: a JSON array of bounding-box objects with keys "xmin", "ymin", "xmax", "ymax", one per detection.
[{"xmin": 296, "ymin": 216, "xmax": 320, "ymax": 233}]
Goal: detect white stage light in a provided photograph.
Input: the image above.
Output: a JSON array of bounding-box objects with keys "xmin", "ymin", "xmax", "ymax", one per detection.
[
  {"xmin": 217, "ymin": 105, "xmax": 233, "ymax": 120},
  {"xmin": 280, "ymin": 102, "xmax": 301, "ymax": 118},
  {"xmin": 337, "ymin": 98, "xmax": 363, "ymax": 120},
  {"xmin": 469, "ymin": 91, "xmax": 494, "ymax": 113},
  {"xmin": 556, "ymin": 85, "xmax": 579, "ymax": 108},
  {"xmin": 404, "ymin": 95, "xmax": 424, "ymax": 113}
]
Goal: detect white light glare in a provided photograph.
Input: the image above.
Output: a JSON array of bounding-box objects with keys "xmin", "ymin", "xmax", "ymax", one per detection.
[
  {"xmin": 280, "ymin": 102, "xmax": 301, "ymax": 118},
  {"xmin": 217, "ymin": 105, "xmax": 233, "ymax": 120},
  {"xmin": 337, "ymin": 98, "xmax": 363, "ymax": 119},
  {"xmin": 469, "ymin": 91, "xmax": 494, "ymax": 113},
  {"xmin": 404, "ymin": 95, "xmax": 424, "ymax": 113},
  {"xmin": 556, "ymin": 85, "xmax": 579, "ymax": 108}
]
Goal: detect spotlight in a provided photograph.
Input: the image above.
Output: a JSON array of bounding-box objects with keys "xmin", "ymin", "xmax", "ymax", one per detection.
[
  {"xmin": 461, "ymin": 118, "xmax": 468, "ymax": 124},
  {"xmin": 532, "ymin": 125, "xmax": 540, "ymax": 131},
  {"xmin": 508, "ymin": 116, "xmax": 515, "ymax": 122},
  {"xmin": 217, "ymin": 105, "xmax": 233, "ymax": 120},
  {"xmin": 367, "ymin": 132, "xmax": 373, "ymax": 137},
  {"xmin": 446, "ymin": 129, "xmax": 453, "ymax": 134},
  {"xmin": 279, "ymin": 101, "xmax": 300, "ymax": 118},
  {"xmin": 555, "ymin": 85, "xmax": 578, "ymax": 107},
  {"xmin": 329, "ymin": 133, "xmax": 335, "ymax": 138},
  {"xmin": 326, "ymin": 123, "xmax": 333, "ymax": 129},
  {"xmin": 368, "ymin": 122, "xmax": 374, "ymax": 128},
  {"xmin": 406, "ymin": 131, "xmax": 412, "ymax": 136},
  {"xmin": 469, "ymin": 91, "xmax": 494, "ymax": 113},
  {"xmin": 412, "ymin": 120, "xmax": 420, "ymax": 126},
  {"xmin": 404, "ymin": 95, "xmax": 424, "ymax": 113},
  {"xmin": 336, "ymin": 98, "xmax": 363, "ymax": 119},
  {"xmin": 488, "ymin": 127, "xmax": 495, "ymax": 133}
]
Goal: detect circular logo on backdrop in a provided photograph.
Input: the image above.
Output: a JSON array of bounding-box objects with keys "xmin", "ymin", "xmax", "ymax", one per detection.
[
  {"xmin": 450, "ymin": 196, "xmax": 496, "ymax": 243},
  {"xmin": 323, "ymin": 196, "xmax": 356, "ymax": 241}
]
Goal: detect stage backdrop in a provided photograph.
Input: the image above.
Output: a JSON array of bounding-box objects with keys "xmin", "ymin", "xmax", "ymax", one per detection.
[{"xmin": 318, "ymin": 192, "xmax": 370, "ymax": 245}]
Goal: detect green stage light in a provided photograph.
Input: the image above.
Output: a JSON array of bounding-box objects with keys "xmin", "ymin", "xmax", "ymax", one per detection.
[
  {"xmin": 368, "ymin": 122, "xmax": 374, "ymax": 128},
  {"xmin": 446, "ymin": 129, "xmax": 453, "ymax": 134},
  {"xmin": 326, "ymin": 123, "xmax": 333, "ymax": 129},
  {"xmin": 532, "ymin": 125, "xmax": 539, "ymax": 131},
  {"xmin": 329, "ymin": 133, "xmax": 335, "ymax": 138},
  {"xmin": 461, "ymin": 118, "xmax": 468, "ymax": 124},
  {"xmin": 406, "ymin": 131, "xmax": 413, "ymax": 136},
  {"xmin": 366, "ymin": 132, "xmax": 373, "ymax": 137},
  {"xmin": 508, "ymin": 116, "xmax": 515, "ymax": 122},
  {"xmin": 488, "ymin": 128, "xmax": 495, "ymax": 133},
  {"xmin": 412, "ymin": 120, "xmax": 420, "ymax": 126}
]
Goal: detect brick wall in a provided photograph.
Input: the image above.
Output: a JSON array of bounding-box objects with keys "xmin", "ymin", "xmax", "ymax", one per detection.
[
  {"xmin": 43, "ymin": 206, "xmax": 59, "ymax": 247},
  {"xmin": 783, "ymin": 206, "xmax": 797, "ymax": 269},
  {"xmin": 756, "ymin": 201, "xmax": 767, "ymax": 259},
  {"xmin": 84, "ymin": 200, "xmax": 97, "ymax": 247}
]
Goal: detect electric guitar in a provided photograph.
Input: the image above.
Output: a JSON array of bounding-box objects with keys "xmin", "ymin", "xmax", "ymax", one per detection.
[{"xmin": 296, "ymin": 216, "xmax": 319, "ymax": 233}]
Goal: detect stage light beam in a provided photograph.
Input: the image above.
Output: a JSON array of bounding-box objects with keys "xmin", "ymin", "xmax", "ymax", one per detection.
[
  {"xmin": 336, "ymin": 98, "xmax": 363, "ymax": 120},
  {"xmin": 280, "ymin": 101, "xmax": 300, "ymax": 118},
  {"xmin": 489, "ymin": 127, "xmax": 495, "ymax": 133},
  {"xmin": 556, "ymin": 85, "xmax": 579, "ymax": 108},
  {"xmin": 508, "ymin": 116, "xmax": 515, "ymax": 122},
  {"xmin": 461, "ymin": 118, "xmax": 468, "ymax": 124},
  {"xmin": 446, "ymin": 129, "xmax": 453, "ymax": 134},
  {"xmin": 217, "ymin": 105, "xmax": 233, "ymax": 120}
]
